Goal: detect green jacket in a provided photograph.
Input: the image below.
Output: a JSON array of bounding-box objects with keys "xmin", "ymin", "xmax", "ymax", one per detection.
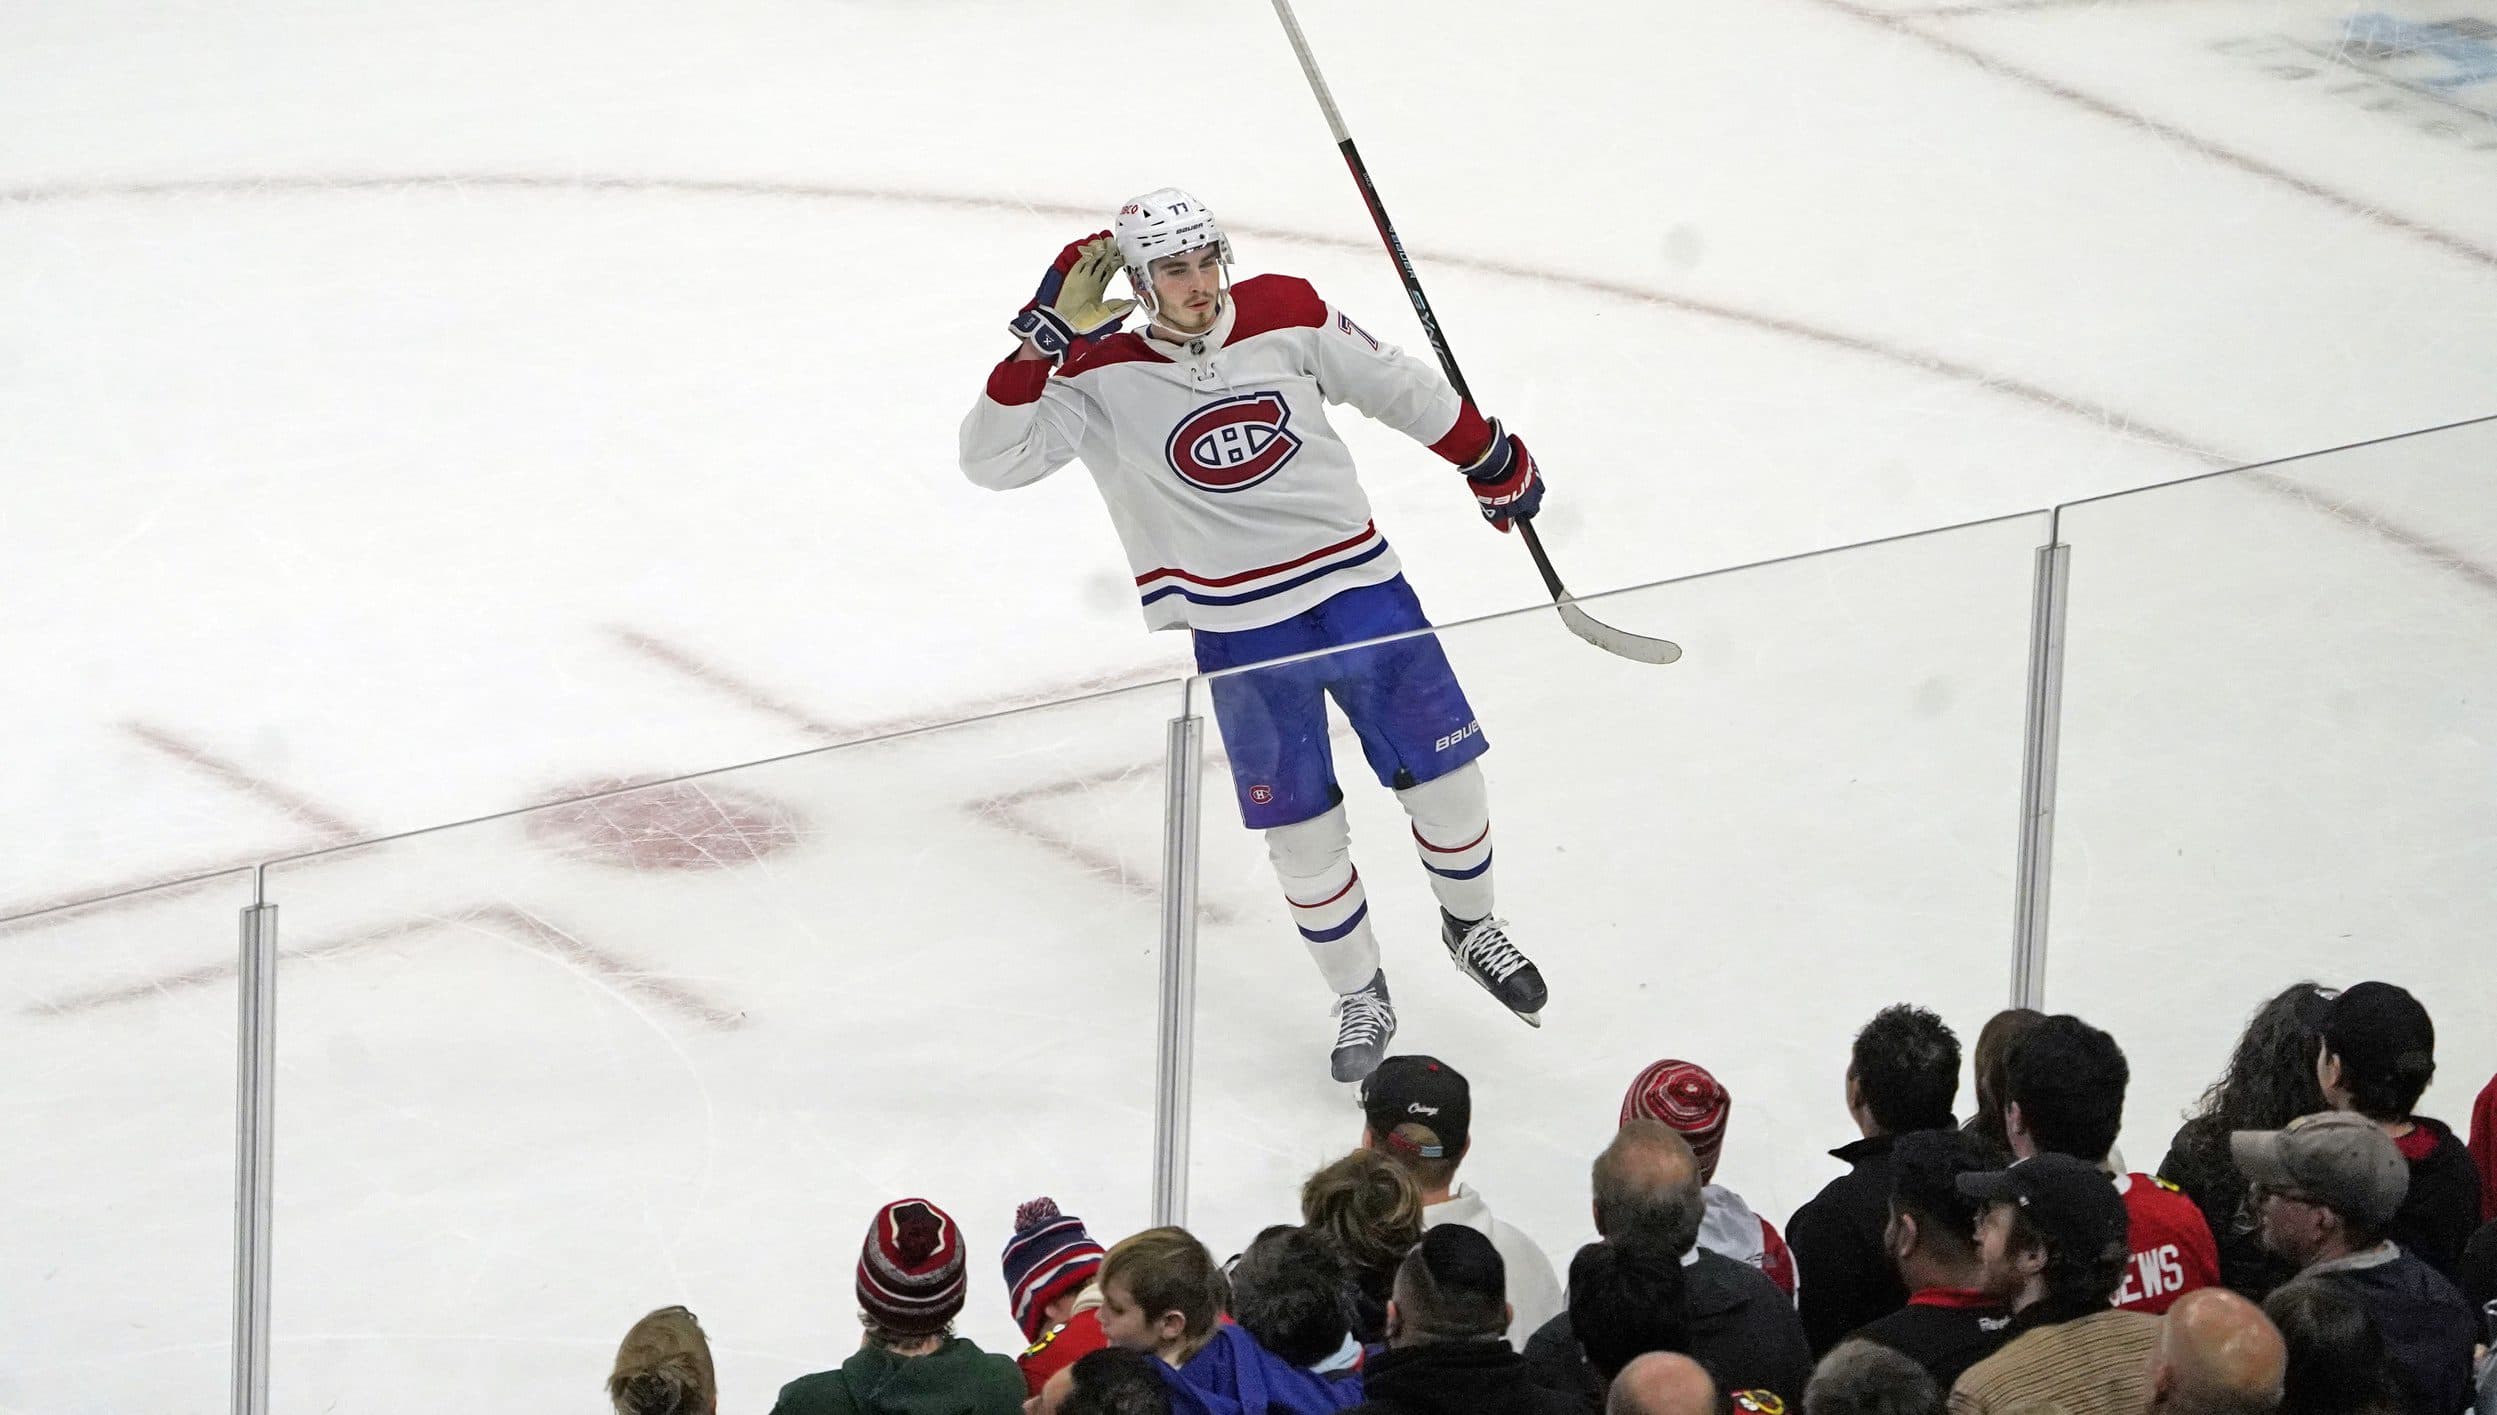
[{"xmin": 770, "ymin": 1338, "xmax": 1027, "ymax": 1415}]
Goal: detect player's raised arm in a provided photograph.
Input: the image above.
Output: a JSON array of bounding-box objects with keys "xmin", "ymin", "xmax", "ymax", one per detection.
[
  {"xmin": 1304, "ymin": 294, "xmax": 1545, "ymax": 533},
  {"xmin": 957, "ymin": 233, "xmax": 1129, "ymax": 490}
]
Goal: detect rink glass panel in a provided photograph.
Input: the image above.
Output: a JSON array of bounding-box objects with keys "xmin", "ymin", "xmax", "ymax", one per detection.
[
  {"xmin": 1, "ymin": 870, "xmax": 258, "ymax": 1415},
  {"xmin": 254, "ymin": 681, "xmax": 1180, "ymax": 1415},
  {"xmin": 1176, "ymin": 514, "xmax": 2051, "ymax": 1266},
  {"xmin": 2047, "ymin": 417, "xmax": 2497, "ymax": 1176}
]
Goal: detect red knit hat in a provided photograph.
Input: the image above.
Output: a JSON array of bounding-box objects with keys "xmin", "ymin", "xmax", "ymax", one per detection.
[
  {"xmin": 1621, "ymin": 1059, "xmax": 1731, "ymax": 1184},
  {"xmin": 858, "ymin": 1198, "xmax": 967, "ymax": 1336}
]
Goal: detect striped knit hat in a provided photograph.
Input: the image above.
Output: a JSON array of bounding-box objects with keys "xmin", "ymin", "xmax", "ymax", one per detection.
[
  {"xmin": 858, "ymin": 1198, "xmax": 967, "ymax": 1337},
  {"xmin": 1001, "ymin": 1197, "xmax": 1105, "ymax": 1343},
  {"xmin": 1621, "ymin": 1059, "xmax": 1731, "ymax": 1184}
]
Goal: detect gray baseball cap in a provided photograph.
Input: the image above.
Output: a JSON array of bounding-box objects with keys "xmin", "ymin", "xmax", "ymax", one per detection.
[{"xmin": 2230, "ymin": 1111, "xmax": 2409, "ymax": 1230}]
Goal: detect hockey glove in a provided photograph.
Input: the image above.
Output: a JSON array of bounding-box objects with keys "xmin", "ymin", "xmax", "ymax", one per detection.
[
  {"xmin": 1009, "ymin": 232, "xmax": 1136, "ymax": 361},
  {"xmin": 1463, "ymin": 421, "xmax": 1544, "ymax": 532}
]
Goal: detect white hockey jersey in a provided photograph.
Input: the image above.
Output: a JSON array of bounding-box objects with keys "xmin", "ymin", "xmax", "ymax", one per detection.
[{"xmin": 959, "ymin": 274, "xmax": 1492, "ymax": 633}]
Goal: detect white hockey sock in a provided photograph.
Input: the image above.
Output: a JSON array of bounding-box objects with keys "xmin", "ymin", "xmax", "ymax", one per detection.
[
  {"xmin": 1399, "ymin": 761, "xmax": 1495, "ymax": 923},
  {"xmin": 1264, "ymin": 805, "xmax": 1382, "ymax": 995}
]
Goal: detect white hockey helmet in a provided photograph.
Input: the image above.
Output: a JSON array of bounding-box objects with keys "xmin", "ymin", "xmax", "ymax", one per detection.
[{"xmin": 1114, "ymin": 187, "xmax": 1233, "ymax": 315}]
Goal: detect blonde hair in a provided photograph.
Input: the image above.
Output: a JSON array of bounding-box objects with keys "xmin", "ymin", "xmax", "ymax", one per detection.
[
  {"xmin": 1300, "ymin": 1148, "xmax": 1424, "ymax": 1279},
  {"xmin": 1099, "ymin": 1227, "xmax": 1225, "ymax": 1339},
  {"xmin": 608, "ymin": 1306, "xmax": 717, "ymax": 1415}
]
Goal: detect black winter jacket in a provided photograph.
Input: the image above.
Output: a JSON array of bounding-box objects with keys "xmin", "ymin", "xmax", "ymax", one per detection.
[
  {"xmin": 1345, "ymin": 1340, "xmax": 1582, "ymax": 1415},
  {"xmin": 1521, "ymin": 1250, "xmax": 1812, "ymax": 1408},
  {"xmin": 2310, "ymin": 1244, "xmax": 2477, "ymax": 1415},
  {"xmin": 2391, "ymin": 1116, "xmax": 2483, "ymax": 1282},
  {"xmin": 1786, "ymin": 1132, "xmax": 1919, "ymax": 1354},
  {"xmin": 2160, "ymin": 1117, "xmax": 2305, "ymax": 1300}
]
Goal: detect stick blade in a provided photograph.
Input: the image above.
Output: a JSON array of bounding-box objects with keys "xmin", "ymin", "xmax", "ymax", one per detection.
[{"xmin": 1556, "ymin": 595, "xmax": 1682, "ymax": 664}]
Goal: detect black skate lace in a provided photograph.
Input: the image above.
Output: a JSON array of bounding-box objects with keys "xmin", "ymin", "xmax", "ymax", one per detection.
[
  {"xmin": 1456, "ymin": 920, "xmax": 1530, "ymax": 984},
  {"xmin": 1333, "ymin": 989, "xmax": 1391, "ymax": 1048}
]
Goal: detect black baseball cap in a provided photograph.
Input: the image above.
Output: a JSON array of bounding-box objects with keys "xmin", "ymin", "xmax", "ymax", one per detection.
[
  {"xmin": 1361, "ymin": 1054, "xmax": 1470, "ymax": 1158},
  {"xmin": 1955, "ymin": 1153, "xmax": 2128, "ymax": 1263},
  {"xmin": 2321, "ymin": 981, "xmax": 2435, "ymax": 1095}
]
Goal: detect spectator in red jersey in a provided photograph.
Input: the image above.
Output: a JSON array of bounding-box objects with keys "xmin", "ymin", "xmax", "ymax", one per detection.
[
  {"xmin": 1788, "ymin": 1005, "xmax": 1964, "ymax": 1355},
  {"xmin": 1621, "ymin": 1059, "xmax": 1796, "ymax": 1298},
  {"xmin": 2316, "ymin": 981, "xmax": 2483, "ymax": 1279},
  {"xmin": 1004, "ymin": 1198, "xmax": 1111, "ymax": 1397},
  {"xmin": 2000, "ymin": 1014, "xmax": 2218, "ymax": 1314},
  {"xmin": 2236, "ymin": 1111, "xmax": 2476, "ymax": 1415},
  {"xmin": 2159, "ymin": 983, "xmax": 2337, "ymax": 1300},
  {"xmin": 1361, "ymin": 1055, "xmax": 1566, "ymax": 1343},
  {"xmin": 1959, "ymin": 1009, "xmax": 2042, "ymax": 1164},
  {"xmin": 771, "ymin": 1198, "xmax": 1027, "ymax": 1415},
  {"xmin": 609, "ymin": 1306, "xmax": 718, "ymax": 1415},
  {"xmin": 1849, "ymin": 1130, "xmax": 2015, "ymax": 1388}
]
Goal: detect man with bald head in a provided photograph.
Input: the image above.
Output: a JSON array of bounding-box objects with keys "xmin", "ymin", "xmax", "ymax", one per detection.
[
  {"xmin": 1523, "ymin": 1122, "xmax": 1812, "ymax": 1407},
  {"xmin": 2144, "ymin": 1289, "xmax": 2285, "ymax": 1415},
  {"xmin": 1605, "ymin": 1352, "xmax": 1719, "ymax": 1415}
]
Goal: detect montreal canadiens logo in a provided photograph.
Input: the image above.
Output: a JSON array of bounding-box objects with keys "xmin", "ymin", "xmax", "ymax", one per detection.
[{"xmin": 1165, "ymin": 391, "xmax": 1303, "ymax": 493}]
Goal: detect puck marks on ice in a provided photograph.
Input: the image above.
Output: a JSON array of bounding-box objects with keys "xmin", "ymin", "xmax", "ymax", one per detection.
[{"xmin": 527, "ymin": 778, "xmax": 803, "ymax": 871}]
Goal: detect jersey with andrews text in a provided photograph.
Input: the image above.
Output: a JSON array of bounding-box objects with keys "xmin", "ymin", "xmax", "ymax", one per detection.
[
  {"xmin": 2111, "ymin": 1172, "xmax": 2221, "ymax": 1314},
  {"xmin": 959, "ymin": 274, "xmax": 1491, "ymax": 633}
]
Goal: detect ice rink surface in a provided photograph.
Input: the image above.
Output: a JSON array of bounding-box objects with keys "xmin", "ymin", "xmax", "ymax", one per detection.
[{"xmin": 4, "ymin": 2, "xmax": 2495, "ymax": 1411}]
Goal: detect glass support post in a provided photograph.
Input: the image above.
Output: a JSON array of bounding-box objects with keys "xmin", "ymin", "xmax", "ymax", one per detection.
[
  {"xmin": 232, "ymin": 879, "xmax": 278, "ymax": 1415},
  {"xmin": 1152, "ymin": 711, "xmax": 1205, "ymax": 1228},
  {"xmin": 2012, "ymin": 515, "xmax": 2071, "ymax": 1011}
]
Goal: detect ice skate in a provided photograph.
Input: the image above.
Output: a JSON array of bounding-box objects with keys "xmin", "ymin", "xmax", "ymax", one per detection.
[
  {"xmin": 1442, "ymin": 910, "xmax": 1546, "ymax": 1027},
  {"xmin": 1329, "ymin": 970, "xmax": 1397, "ymax": 1083}
]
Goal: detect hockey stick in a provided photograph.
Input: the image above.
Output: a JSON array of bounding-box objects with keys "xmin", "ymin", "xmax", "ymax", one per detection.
[{"xmin": 1266, "ymin": 0, "xmax": 1681, "ymax": 666}]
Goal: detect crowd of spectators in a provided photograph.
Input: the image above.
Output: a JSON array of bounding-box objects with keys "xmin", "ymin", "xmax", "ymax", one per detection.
[{"xmin": 605, "ymin": 979, "xmax": 2496, "ymax": 1415}]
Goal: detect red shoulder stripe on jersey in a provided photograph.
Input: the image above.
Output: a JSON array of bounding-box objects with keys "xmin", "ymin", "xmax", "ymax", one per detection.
[
  {"xmin": 1133, "ymin": 522, "xmax": 1378, "ymax": 588},
  {"xmin": 1430, "ymin": 400, "xmax": 1496, "ymax": 465},
  {"xmin": 1226, "ymin": 274, "xmax": 1330, "ymax": 342},
  {"xmin": 985, "ymin": 354, "xmax": 1052, "ymax": 406},
  {"xmin": 1060, "ymin": 331, "xmax": 1167, "ymax": 375}
]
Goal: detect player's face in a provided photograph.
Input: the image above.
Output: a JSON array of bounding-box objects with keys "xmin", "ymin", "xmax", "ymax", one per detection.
[{"xmin": 1148, "ymin": 245, "xmax": 1226, "ymax": 335}]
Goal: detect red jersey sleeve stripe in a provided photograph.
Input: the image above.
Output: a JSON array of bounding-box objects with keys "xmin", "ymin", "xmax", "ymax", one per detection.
[
  {"xmin": 1430, "ymin": 401, "xmax": 1495, "ymax": 465},
  {"xmin": 985, "ymin": 355, "xmax": 1052, "ymax": 406}
]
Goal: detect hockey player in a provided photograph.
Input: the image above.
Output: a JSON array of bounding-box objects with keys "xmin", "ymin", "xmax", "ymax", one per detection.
[{"xmin": 959, "ymin": 189, "xmax": 1547, "ymax": 1082}]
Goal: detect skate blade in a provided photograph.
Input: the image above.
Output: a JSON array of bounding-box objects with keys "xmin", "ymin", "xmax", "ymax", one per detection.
[{"xmin": 1450, "ymin": 955, "xmax": 1546, "ymax": 1029}]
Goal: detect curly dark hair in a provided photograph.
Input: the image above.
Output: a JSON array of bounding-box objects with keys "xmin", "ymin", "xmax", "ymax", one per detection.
[
  {"xmin": 1850, "ymin": 1004, "xmax": 1962, "ymax": 1135},
  {"xmin": 2188, "ymin": 982, "xmax": 2335, "ymax": 1132}
]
